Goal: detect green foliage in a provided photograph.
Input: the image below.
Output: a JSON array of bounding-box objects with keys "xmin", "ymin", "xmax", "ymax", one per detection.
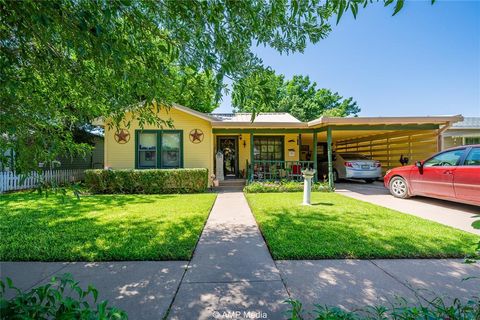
[
  {"xmin": 285, "ymin": 294, "xmax": 479, "ymax": 320},
  {"xmin": 246, "ymin": 192, "xmax": 479, "ymax": 259},
  {"xmin": 0, "ymin": 274, "xmax": 127, "ymax": 319},
  {"xmin": 233, "ymin": 72, "xmax": 360, "ymax": 121},
  {"xmin": 85, "ymin": 168, "xmax": 208, "ymax": 194},
  {"xmin": 244, "ymin": 180, "xmax": 330, "ymax": 193},
  {"xmin": 466, "ymin": 215, "xmax": 480, "ymax": 263},
  {"xmin": 0, "ymin": 0, "xmax": 415, "ymax": 173}
]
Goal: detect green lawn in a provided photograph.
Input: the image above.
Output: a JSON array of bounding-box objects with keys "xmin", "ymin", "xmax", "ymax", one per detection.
[
  {"xmin": 0, "ymin": 192, "xmax": 216, "ymax": 261},
  {"xmin": 246, "ymin": 192, "xmax": 479, "ymax": 259}
]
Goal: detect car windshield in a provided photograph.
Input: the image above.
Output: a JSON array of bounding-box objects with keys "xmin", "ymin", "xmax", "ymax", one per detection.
[{"xmin": 340, "ymin": 153, "xmax": 371, "ymax": 160}]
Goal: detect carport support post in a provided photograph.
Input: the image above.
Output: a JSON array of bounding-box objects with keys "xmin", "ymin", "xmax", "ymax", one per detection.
[
  {"xmin": 327, "ymin": 126, "xmax": 334, "ymax": 190},
  {"xmin": 313, "ymin": 131, "xmax": 317, "ymax": 182},
  {"xmin": 250, "ymin": 133, "xmax": 254, "ymax": 182}
]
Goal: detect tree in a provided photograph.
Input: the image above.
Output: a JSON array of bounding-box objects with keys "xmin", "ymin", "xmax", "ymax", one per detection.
[
  {"xmin": 0, "ymin": 0, "xmax": 416, "ymax": 172},
  {"xmin": 232, "ymin": 72, "xmax": 360, "ymax": 121}
]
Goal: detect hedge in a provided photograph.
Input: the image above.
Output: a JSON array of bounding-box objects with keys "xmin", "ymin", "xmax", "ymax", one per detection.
[
  {"xmin": 84, "ymin": 168, "xmax": 208, "ymax": 194},
  {"xmin": 243, "ymin": 180, "xmax": 331, "ymax": 193}
]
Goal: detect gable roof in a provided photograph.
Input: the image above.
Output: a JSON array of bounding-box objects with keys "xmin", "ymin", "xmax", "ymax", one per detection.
[{"xmin": 450, "ymin": 117, "xmax": 480, "ymax": 129}]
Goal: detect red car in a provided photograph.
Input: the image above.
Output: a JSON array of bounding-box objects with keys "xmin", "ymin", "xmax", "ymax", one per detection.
[{"xmin": 384, "ymin": 145, "xmax": 480, "ymax": 206}]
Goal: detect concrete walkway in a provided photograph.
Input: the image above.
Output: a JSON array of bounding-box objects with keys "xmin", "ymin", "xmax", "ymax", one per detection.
[
  {"xmin": 336, "ymin": 181, "xmax": 480, "ymax": 234},
  {"xmin": 168, "ymin": 191, "xmax": 289, "ymax": 319}
]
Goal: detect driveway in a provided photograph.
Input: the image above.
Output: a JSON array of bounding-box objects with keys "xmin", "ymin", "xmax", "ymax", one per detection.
[{"xmin": 335, "ymin": 181, "xmax": 479, "ymax": 235}]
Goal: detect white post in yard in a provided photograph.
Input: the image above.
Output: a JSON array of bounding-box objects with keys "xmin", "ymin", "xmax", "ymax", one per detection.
[{"xmin": 302, "ymin": 168, "xmax": 316, "ymax": 205}]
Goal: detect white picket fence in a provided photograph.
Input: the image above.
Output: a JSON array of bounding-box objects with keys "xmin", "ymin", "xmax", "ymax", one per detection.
[{"xmin": 0, "ymin": 169, "xmax": 85, "ymax": 193}]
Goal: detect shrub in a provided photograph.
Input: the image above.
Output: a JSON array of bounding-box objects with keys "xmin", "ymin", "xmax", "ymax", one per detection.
[
  {"xmin": 243, "ymin": 180, "xmax": 330, "ymax": 193},
  {"xmin": 85, "ymin": 168, "xmax": 208, "ymax": 194},
  {"xmin": 285, "ymin": 295, "xmax": 480, "ymax": 320},
  {"xmin": 0, "ymin": 274, "xmax": 127, "ymax": 319}
]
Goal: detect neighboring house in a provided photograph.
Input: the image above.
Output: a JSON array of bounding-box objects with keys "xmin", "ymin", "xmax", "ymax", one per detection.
[
  {"xmin": 441, "ymin": 117, "xmax": 480, "ymax": 150},
  {"xmin": 1, "ymin": 132, "xmax": 104, "ymax": 172},
  {"xmin": 57, "ymin": 135, "xmax": 104, "ymax": 170},
  {"xmin": 94, "ymin": 104, "xmax": 462, "ymax": 187}
]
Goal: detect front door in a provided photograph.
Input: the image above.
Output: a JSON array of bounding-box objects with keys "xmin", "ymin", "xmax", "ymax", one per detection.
[{"xmin": 217, "ymin": 137, "xmax": 238, "ymax": 178}]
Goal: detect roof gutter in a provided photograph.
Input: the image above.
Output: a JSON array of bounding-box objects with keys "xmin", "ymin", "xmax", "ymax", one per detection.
[{"xmin": 211, "ymin": 121, "xmax": 308, "ymax": 128}]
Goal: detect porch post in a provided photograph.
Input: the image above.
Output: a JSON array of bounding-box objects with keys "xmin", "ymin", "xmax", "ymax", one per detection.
[
  {"xmin": 327, "ymin": 126, "xmax": 334, "ymax": 190},
  {"xmin": 250, "ymin": 132, "xmax": 254, "ymax": 181},
  {"xmin": 313, "ymin": 130, "xmax": 317, "ymax": 182}
]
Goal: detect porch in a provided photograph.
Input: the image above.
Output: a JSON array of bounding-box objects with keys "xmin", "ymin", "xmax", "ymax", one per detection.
[{"xmin": 249, "ymin": 160, "xmax": 314, "ymax": 181}]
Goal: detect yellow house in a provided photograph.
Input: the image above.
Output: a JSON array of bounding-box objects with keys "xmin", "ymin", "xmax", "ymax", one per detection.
[{"xmin": 96, "ymin": 104, "xmax": 462, "ymax": 188}]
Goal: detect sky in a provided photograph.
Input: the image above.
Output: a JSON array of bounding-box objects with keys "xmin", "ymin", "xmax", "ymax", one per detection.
[{"xmin": 214, "ymin": 0, "xmax": 480, "ymax": 117}]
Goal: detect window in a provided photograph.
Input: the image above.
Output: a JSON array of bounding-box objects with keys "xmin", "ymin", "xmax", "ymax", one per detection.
[
  {"xmin": 138, "ymin": 133, "xmax": 157, "ymax": 168},
  {"xmin": 162, "ymin": 132, "xmax": 181, "ymax": 168},
  {"xmin": 253, "ymin": 136, "xmax": 284, "ymax": 161},
  {"xmin": 464, "ymin": 137, "xmax": 480, "ymax": 145},
  {"xmin": 424, "ymin": 149, "xmax": 465, "ymax": 167},
  {"xmin": 136, "ymin": 131, "xmax": 182, "ymax": 169},
  {"xmin": 464, "ymin": 147, "xmax": 480, "ymax": 166}
]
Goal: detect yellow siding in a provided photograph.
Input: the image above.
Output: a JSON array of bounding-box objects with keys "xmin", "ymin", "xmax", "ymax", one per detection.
[
  {"xmin": 284, "ymin": 134, "xmax": 300, "ymax": 161},
  {"xmin": 104, "ymin": 108, "xmax": 213, "ymax": 177}
]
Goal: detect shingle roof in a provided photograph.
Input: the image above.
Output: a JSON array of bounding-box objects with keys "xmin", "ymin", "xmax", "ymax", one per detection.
[
  {"xmin": 451, "ymin": 117, "xmax": 480, "ymax": 129},
  {"xmin": 210, "ymin": 112, "xmax": 301, "ymax": 123}
]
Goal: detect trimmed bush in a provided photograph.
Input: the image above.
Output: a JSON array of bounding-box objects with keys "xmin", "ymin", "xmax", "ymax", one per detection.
[
  {"xmin": 243, "ymin": 180, "xmax": 330, "ymax": 193},
  {"xmin": 85, "ymin": 168, "xmax": 208, "ymax": 194}
]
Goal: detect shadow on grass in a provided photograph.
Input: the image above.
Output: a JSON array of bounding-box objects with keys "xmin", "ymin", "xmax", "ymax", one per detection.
[
  {"xmin": 0, "ymin": 193, "xmax": 211, "ymax": 261},
  {"xmin": 311, "ymin": 202, "xmax": 334, "ymax": 206}
]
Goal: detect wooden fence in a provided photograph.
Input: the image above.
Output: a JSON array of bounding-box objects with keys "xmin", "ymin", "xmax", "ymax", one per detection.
[
  {"xmin": 335, "ymin": 130, "xmax": 439, "ymax": 174},
  {"xmin": 0, "ymin": 169, "xmax": 85, "ymax": 193}
]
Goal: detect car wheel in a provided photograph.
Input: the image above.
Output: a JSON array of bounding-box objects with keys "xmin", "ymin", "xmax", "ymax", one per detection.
[
  {"xmin": 364, "ymin": 179, "xmax": 375, "ymax": 184},
  {"xmin": 389, "ymin": 176, "xmax": 410, "ymax": 199}
]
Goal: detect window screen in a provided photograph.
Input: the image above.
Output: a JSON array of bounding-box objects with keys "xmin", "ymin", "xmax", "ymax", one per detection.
[
  {"xmin": 138, "ymin": 133, "xmax": 157, "ymax": 168},
  {"xmin": 162, "ymin": 132, "xmax": 181, "ymax": 168},
  {"xmin": 253, "ymin": 137, "xmax": 284, "ymax": 161}
]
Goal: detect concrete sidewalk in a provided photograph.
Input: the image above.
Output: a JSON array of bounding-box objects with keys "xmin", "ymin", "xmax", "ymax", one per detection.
[
  {"xmin": 0, "ymin": 261, "xmax": 186, "ymax": 319},
  {"xmin": 277, "ymin": 259, "xmax": 480, "ymax": 313},
  {"xmin": 168, "ymin": 191, "xmax": 289, "ymax": 319},
  {"xmin": 336, "ymin": 182, "xmax": 480, "ymax": 234}
]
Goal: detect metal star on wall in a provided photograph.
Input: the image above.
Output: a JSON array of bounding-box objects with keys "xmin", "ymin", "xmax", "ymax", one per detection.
[
  {"xmin": 189, "ymin": 129, "xmax": 204, "ymax": 143},
  {"xmin": 114, "ymin": 128, "xmax": 130, "ymax": 144}
]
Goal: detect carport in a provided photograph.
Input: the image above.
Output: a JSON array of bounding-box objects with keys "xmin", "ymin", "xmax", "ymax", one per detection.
[{"xmin": 306, "ymin": 115, "xmax": 463, "ymax": 189}]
